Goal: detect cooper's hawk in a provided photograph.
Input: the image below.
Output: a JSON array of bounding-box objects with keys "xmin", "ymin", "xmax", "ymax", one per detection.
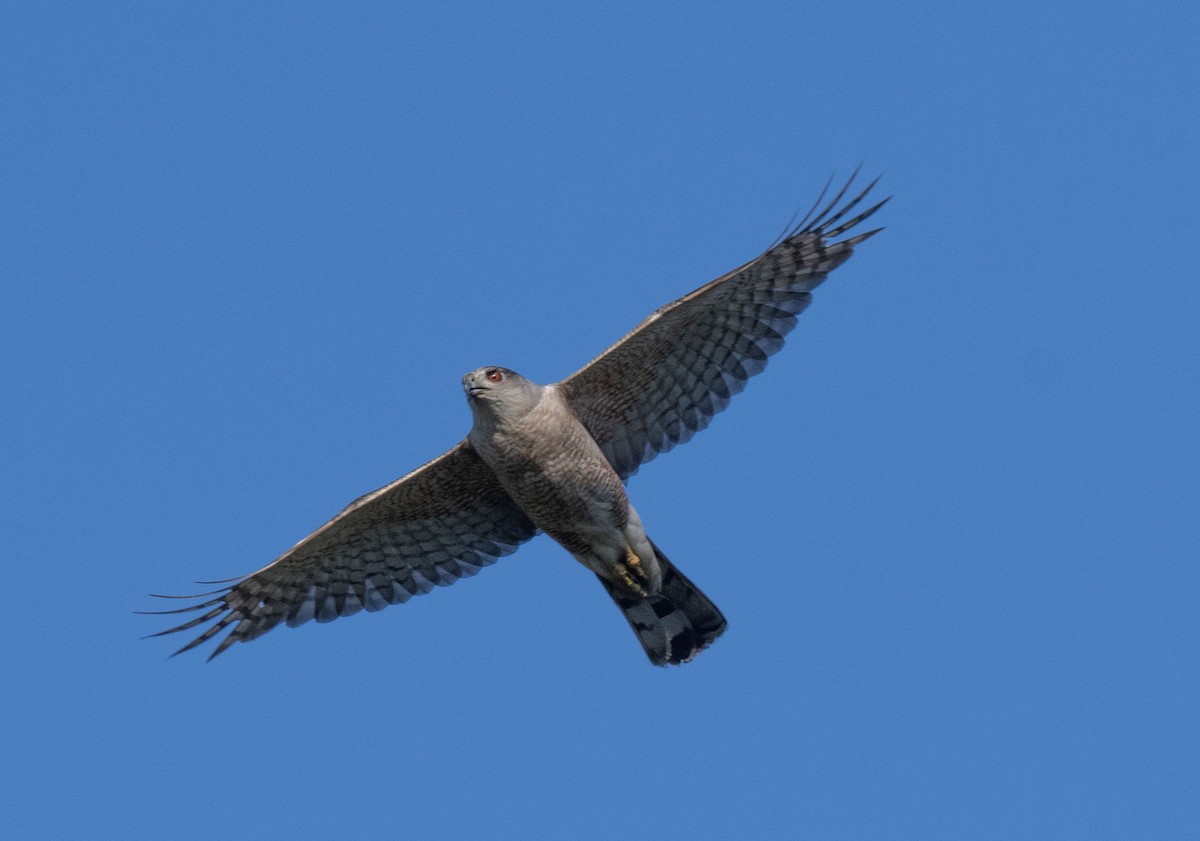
[{"xmin": 146, "ymin": 172, "xmax": 887, "ymax": 665}]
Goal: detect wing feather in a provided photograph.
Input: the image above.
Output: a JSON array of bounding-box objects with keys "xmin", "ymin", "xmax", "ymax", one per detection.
[
  {"xmin": 557, "ymin": 174, "xmax": 888, "ymax": 479},
  {"xmin": 144, "ymin": 441, "xmax": 537, "ymax": 658}
]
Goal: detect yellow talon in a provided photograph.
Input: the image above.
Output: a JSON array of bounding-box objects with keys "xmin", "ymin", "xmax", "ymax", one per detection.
[{"xmin": 616, "ymin": 554, "xmax": 649, "ymax": 597}]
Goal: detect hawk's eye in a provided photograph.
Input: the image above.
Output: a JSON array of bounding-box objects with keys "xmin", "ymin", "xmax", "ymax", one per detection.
[{"xmin": 487, "ymin": 370, "xmax": 503, "ymax": 383}]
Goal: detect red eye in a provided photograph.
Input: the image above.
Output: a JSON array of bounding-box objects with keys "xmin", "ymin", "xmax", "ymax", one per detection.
[{"xmin": 487, "ymin": 370, "xmax": 503, "ymax": 383}]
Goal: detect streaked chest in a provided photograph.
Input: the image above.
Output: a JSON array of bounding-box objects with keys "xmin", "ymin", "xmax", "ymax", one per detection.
[{"xmin": 473, "ymin": 392, "xmax": 626, "ymax": 520}]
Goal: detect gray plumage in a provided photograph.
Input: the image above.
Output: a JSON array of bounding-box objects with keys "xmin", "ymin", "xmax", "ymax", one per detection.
[{"xmin": 145, "ymin": 173, "xmax": 887, "ymax": 665}]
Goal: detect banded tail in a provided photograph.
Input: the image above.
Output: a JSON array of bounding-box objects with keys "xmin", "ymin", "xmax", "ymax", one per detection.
[{"xmin": 599, "ymin": 541, "xmax": 726, "ymax": 665}]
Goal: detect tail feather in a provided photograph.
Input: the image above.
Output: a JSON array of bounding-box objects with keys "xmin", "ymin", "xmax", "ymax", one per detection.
[{"xmin": 599, "ymin": 541, "xmax": 726, "ymax": 666}]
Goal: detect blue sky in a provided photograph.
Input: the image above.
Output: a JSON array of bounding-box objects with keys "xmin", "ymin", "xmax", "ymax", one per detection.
[{"xmin": 2, "ymin": 2, "xmax": 1196, "ymax": 838}]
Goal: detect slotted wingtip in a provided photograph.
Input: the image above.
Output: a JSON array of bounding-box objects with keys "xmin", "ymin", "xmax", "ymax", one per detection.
[
  {"xmin": 800, "ymin": 166, "xmax": 862, "ymax": 236},
  {"xmin": 768, "ymin": 169, "xmax": 891, "ymax": 250},
  {"xmin": 823, "ymin": 193, "xmax": 892, "ymax": 243},
  {"xmin": 138, "ymin": 584, "xmax": 242, "ymax": 659}
]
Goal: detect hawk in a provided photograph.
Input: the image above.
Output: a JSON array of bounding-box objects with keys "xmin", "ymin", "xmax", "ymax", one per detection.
[{"xmin": 146, "ymin": 173, "xmax": 887, "ymax": 665}]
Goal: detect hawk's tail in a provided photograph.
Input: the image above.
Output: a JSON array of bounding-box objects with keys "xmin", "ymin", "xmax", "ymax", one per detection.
[{"xmin": 599, "ymin": 541, "xmax": 727, "ymax": 666}]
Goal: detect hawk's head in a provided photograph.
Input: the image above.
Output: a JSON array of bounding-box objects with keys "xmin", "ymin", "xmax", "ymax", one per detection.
[{"xmin": 462, "ymin": 367, "xmax": 543, "ymax": 417}]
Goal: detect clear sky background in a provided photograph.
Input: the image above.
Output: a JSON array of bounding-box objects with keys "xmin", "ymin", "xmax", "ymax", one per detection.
[{"xmin": 2, "ymin": 3, "xmax": 1196, "ymax": 839}]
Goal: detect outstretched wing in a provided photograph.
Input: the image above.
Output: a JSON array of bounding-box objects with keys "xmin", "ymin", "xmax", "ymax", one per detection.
[
  {"xmin": 146, "ymin": 441, "xmax": 537, "ymax": 659},
  {"xmin": 557, "ymin": 173, "xmax": 888, "ymax": 479}
]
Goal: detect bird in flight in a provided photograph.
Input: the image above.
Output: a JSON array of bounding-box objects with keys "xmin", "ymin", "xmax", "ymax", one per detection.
[{"xmin": 146, "ymin": 172, "xmax": 887, "ymax": 665}]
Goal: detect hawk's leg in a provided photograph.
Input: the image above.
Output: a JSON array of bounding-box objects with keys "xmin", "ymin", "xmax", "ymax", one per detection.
[{"xmin": 614, "ymin": 546, "xmax": 652, "ymax": 598}]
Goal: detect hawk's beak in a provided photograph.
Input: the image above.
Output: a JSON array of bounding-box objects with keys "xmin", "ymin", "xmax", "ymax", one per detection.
[{"xmin": 463, "ymin": 373, "xmax": 485, "ymax": 397}]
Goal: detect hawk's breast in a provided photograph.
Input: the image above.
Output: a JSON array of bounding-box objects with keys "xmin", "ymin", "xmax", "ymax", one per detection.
[{"xmin": 478, "ymin": 388, "xmax": 630, "ymax": 544}]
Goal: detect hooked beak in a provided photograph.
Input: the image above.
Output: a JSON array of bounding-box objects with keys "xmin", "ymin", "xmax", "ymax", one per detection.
[{"xmin": 463, "ymin": 372, "xmax": 486, "ymax": 397}]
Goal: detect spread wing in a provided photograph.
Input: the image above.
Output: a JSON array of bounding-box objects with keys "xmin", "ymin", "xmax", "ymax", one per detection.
[
  {"xmin": 145, "ymin": 441, "xmax": 537, "ymax": 659},
  {"xmin": 557, "ymin": 173, "xmax": 888, "ymax": 479}
]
